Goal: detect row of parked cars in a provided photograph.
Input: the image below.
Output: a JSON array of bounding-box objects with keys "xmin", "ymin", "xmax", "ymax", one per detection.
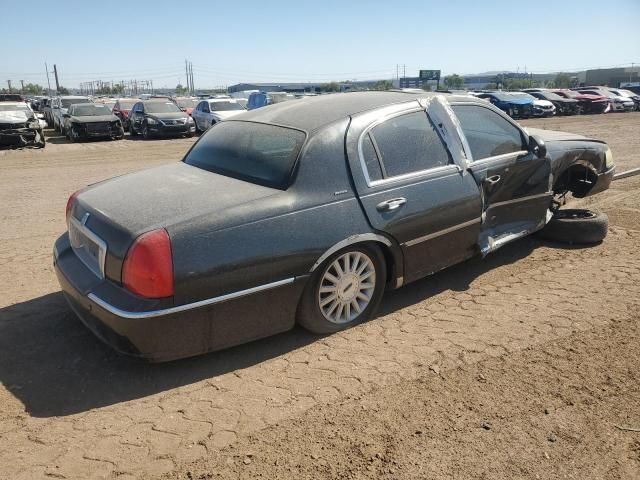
[
  {"xmin": 471, "ymin": 86, "xmax": 640, "ymax": 119},
  {"xmin": 28, "ymin": 94, "xmax": 250, "ymax": 143}
]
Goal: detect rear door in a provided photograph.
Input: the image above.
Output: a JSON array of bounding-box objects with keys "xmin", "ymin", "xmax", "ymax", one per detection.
[
  {"xmin": 450, "ymin": 103, "xmax": 552, "ymax": 254},
  {"xmin": 347, "ymin": 100, "xmax": 482, "ymax": 284}
]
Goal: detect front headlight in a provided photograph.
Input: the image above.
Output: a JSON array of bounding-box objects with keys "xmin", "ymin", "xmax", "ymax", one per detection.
[
  {"xmin": 187, "ymin": 116, "xmax": 194, "ymax": 124},
  {"xmin": 28, "ymin": 120, "xmax": 40, "ymax": 129},
  {"xmin": 146, "ymin": 117, "xmax": 158, "ymax": 125},
  {"xmin": 604, "ymin": 147, "xmax": 614, "ymax": 169}
]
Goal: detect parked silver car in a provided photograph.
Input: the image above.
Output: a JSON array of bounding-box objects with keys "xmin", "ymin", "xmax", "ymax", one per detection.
[{"xmin": 192, "ymin": 98, "xmax": 245, "ymax": 132}]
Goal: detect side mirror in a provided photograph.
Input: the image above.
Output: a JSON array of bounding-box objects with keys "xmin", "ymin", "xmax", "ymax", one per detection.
[
  {"xmin": 529, "ymin": 135, "xmax": 547, "ymax": 159},
  {"xmin": 63, "ymin": 113, "xmax": 70, "ymax": 118}
]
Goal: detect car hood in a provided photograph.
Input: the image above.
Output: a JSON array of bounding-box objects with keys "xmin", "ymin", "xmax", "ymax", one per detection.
[
  {"xmin": 525, "ymin": 127, "xmax": 605, "ymax": 146},
  {"xmin": 0, "ymin": 110, "xmax": 31, "ymax": 124},
  {"xmin": 70, "ymin": 114, "xmax": 118, "ymax": 123},
  {"xmin": 533, "ymin": 99, "xmax": 554, "ymax": 108},
  {"xmin": 77, "ymin": 162, "xmax": 280, "ymax": 236},
  {"xmin": 210, "ymin": 110, "xmax": 245, "ymax": 120},
  {"xmin": 503, "ymin": 98, "xmax": 533, "ymax": 105}
]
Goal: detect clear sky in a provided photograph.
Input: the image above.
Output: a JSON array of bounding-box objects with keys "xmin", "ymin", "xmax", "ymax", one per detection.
[{"xmin": 2, "ymin": 0, "xmax": 639, "ymax": 89}]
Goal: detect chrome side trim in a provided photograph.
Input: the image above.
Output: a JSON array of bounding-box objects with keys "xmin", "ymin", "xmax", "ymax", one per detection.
[
  {"xmin": 310, "ymin": 233, "xmax": 392, "ymax": 272},
  {"xmin": 403, "ymin": 218, "xmax": 481, "ymax": 247},
  {"xmin": 367, "ymin": 164, "xmax": 461, "ymax": 188},
  {"xmin": 487, "ymin": 191, "xmax": 553, "ymax": 210},
  {"xmin": 87, "ymin": 277, "xmax": 296, "ymax": 320},
  {"xmin": 468, "ymin": 150, "xmax": 529, "ymax": 167}
]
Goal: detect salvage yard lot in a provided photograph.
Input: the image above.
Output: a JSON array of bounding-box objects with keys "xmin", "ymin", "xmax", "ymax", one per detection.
[{"xmin": 0, "ymin": 113, "xmax": 639, "ymax": 479}]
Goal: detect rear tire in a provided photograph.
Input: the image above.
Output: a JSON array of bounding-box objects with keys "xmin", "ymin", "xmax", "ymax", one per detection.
[
  {"xmin": 538, "ymin": 209, "xmax": 608, "ymax": 244},
  {"xmin": 297, "ymin": 244, "xmax": 386, "ymax": 334}
]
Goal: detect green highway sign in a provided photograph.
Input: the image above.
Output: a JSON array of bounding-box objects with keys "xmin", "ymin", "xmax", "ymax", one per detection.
[{"xmin": 419, "ymin": 70, "xmax": 441, "ymax": 81}]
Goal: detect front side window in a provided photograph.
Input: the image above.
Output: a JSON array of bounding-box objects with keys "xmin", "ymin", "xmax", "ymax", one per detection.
[
  {"xmin": 184, "ymin": 121, "xmax": 306, "ymax": 189},
  {"xmin": 368, "ymin": 111, "xmax": 451, "ymax": 178},
  {"xmin": 451, "ymin": 105, "xmax": 525, "ymax": 160}
]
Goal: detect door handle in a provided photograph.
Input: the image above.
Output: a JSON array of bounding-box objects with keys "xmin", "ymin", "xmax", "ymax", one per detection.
[
  {"xmin": 376, "ymin": 197, "xmax": 407, "ymax": 212},
  {"xmin": 484, "ymin": 175, "xmax": 501, "ymax": 185}
]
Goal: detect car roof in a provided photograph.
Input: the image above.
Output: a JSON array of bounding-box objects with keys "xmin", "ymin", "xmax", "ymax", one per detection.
[{"xmin": 233, "ymin": 91, "xmax": 467, "ymax": 132}]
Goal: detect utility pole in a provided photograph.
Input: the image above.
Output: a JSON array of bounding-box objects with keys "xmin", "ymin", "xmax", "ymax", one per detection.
[
  {"xmin": 45, "ymin": 63, "xmax": 52, "ymax": 95},
  {"xmin": 403, "ymin": 64, "xmax": 406, "ymax": 79},
  {"xmin": 20, "ymin": 80, "xmax": 25, "ymax": 93},
  {"xmin": 189, "ymin": 62, "xmax": 195, "ymax": 95},
  {"xmin": 53, "ymin": 64, "xmax": 60, "ymax": 93},
  {"xmin": 185, "ymin": 59, "xmax": 190, "ymax": 93},
  {"xmin": 7, "ymin": 80, "xmax": 11, "ymax": 93},
  {"xmin": 396, "ymin": 64, "xmax": 399, "ymax": 82}
]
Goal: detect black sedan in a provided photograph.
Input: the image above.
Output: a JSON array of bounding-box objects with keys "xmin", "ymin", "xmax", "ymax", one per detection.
[
  {"xmin": 54, "ymin": 92, "xmax": 615, "ymax": 361},
  {"xmin": 128, "ymin": 100, "xmax": 196, "ymax": 139},
  {"xmin": 63, "ymin": 103, "xmax": 124, "ymax": 142},
  {"xmin": 526, "ymin": 90, "xmax": 579, "ymax": 115}
]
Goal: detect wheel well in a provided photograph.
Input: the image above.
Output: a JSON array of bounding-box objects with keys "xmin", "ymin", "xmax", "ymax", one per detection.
[
  {"xmin": 553, "ymin": 165, "xmax": 598, "ymax": 198},
  {"xmin": 361, "ymin": 241, "xmax": 397, "ymax": 286}
]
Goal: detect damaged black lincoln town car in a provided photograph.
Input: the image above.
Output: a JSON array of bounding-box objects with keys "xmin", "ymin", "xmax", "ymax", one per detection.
[{"xmin": 54, "ymin": 91, "xmax": 615, "ymax": 361}]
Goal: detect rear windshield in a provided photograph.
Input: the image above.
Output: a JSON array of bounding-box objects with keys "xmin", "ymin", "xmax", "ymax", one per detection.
[
  {"xmin": 61, "ymin": 98, "xmax": 89, "ymax": 108},
  {"xmin": 117, "ymin": 100, "xmax": 137, "ymax": 108},
  {"xmin": 184, "ymin": 121, "xmax": 306, "ymax": 189},
  {"xmin": 71, "ymin": 104, "xmax": 113, "ymax": 116},
  {"xmin": 209, "ymin": 101, "xmax": 244, "ymax": 111}
]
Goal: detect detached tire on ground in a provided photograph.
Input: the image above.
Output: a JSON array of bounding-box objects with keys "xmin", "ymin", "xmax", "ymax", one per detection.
[
  {"xmin": 538, "ymin": 209, "xmax": 608, "ymax": 244},
  {"xmin": 297, "ymin": 244, "xmax": 386, "ymax": 334}
]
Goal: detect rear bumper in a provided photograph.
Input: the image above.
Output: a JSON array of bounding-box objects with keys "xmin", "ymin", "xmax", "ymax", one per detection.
[{"xmin": 54, "ymin": 233, "xmax": 306, "ymax": 362}]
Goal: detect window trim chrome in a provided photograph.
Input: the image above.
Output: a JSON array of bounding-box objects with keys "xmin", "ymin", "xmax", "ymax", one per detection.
[
  {"xmin": 467, "ymin": 150, "xmax": 529, "ymax": 168},
  {"xmin": 69, "ymin": 214, "xmax": 107, "ymax": 280},
  {"xmin": 87, "ymin": 277, "xmax": 296, "ymax": 320}
]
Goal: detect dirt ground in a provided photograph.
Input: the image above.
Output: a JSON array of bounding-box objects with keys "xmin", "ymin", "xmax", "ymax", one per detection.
[{"xmin": 0, "ymin": 113, "xmax": 639, "ymax": 479}]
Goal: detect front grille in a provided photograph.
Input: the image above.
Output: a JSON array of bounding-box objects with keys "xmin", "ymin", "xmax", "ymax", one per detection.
[
  {"xmin": 161, "ymin": 119, "xmax": 186, "ymax": 126},
  {"xmin": 0, "ymin": 122, "xmax": 27, "ymax": 130},
  {"xmin": 86, "ymin": 122, "xmax": 111, "ymax": 134}
]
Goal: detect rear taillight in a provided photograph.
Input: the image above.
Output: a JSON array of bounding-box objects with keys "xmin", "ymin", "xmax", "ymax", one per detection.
[
  {"xmin": 122, "ymin": 229, "xmax": 174, "ymax": 298},
  {"xmin": 66, "ymin": 190, "xmax": 81, "ymax": 222}
]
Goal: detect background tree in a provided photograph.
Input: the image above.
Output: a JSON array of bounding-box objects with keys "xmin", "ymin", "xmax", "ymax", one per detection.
[
  {"xmin": 96, "ymin": 85, "xmax": 113, "ymax": 95},
  {"xmin": 443, "ymin": 74, "xmax": 464, "ymax": 89},
  {"xmin": 58, "ymin": 86, "xmax": 70, "ymax": 94},
  {"xmin": 24, "ymin": 83, "xmax": 44, "ymax": 95},
  {"xmin": 175, "ymin": 83, "xmax": 187, "ymax": 95},
  {"xmin": 112, "ymin": 83, "xmax": 125, "ymax": 95},
  {"xmin": 552, "ymin": 73, "xmax": 572, "ymax": 89},
  {"xmin": 372, "ymin": 80, "xmax": 393, "ymax": 91},
  {"xmin": 320, "ymin": 82, "xmax": 340, "ymax": 92}
]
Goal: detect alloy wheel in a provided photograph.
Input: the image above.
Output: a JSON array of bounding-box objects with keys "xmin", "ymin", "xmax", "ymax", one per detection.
[{"xmin": 317, "ymin": 251, "xmax": 376, "ymax": 324}]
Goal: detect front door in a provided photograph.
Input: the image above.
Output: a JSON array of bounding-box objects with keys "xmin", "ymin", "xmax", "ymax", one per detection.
[
  {"xmin": 347, "ymin": 102, "xmax": 482, "ymax": 284},
  {"xmin": 450, "ymin": 103, "xmax": 552, "ymax": 254}
]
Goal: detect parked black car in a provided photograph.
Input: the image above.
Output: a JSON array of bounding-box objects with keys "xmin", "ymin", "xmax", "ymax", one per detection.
[
  {"xmin": 525, "ymin": 90, "xmax": 579, "ymax": 115},
  {"xmin": 63, "ymin": 103, "xmax": 124, "ymax": 142},
  {"xmin": 54, "ymin": 92, "xmax": 615, "ymax": 361},
  {"xmin": 128, "ymin": 100, "xmax": 195, "ymax": 139}
]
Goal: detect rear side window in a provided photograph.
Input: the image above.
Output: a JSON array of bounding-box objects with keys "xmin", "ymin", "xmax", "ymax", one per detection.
[
  {"xmin": 369, "ymin": 111, "xmax": 451, "ymax": 178},
  {"xmin": 361, "ymin": 133, "xmax": 383, "ymax": 182},
  {"xmin": 451, "ymin": 105, "xmax": 525, "ymax": 160},
  {"xmin": 184, "ymin": 121, "xmax": 306, "ymax": 189}
]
